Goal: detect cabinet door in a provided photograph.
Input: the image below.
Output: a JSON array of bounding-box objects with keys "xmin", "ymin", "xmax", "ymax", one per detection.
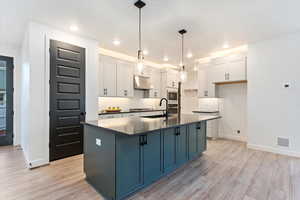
[
  {"xmin": 198, "ymin": 69, "xmax": 208, "ymax": 98},
  {"xmin": 199, "ymin": 66, "xmax": 215, "ymax": 98},
  {"xmin": 162, "ymin": 128, "xmax": 177, "ymax": 173},
  {"xmin": 176, "ymin": 126, "xmax": 187, "ymax": 166},
  {"xmin": 116, "ymin": 135, "xmax": 143, "ymax": 199},
  {"xmin": 150, "ymin": 69, "xmax": 161, "ymax": 98},
  {"xmin": 143, "ymin": 132, "xmax": 162, "ymax": 185},
  {"xmin": 101, "ymin": 56, "xmax": 117, "ymax": 97},
  {"xmin": 196, "ymin": 122, "xmax": 207, "ymax": 153},
  {"xmin": 210, "ymin": 63, "xmax": 227, "ymax": 83},
  {"xmin": 167, "ymin": 70, "xmax": 178, "ymax": 88},
  {"xmin": 117, "ymin": 61, "xmax": 134, "ymax": 97},
  {"xmin": 188, "ymin": 123, "xmax": 198, "ymax": 160},
  {"xmin": 227, "ymin": 59, "xmax": 246, "ymax": 81}
]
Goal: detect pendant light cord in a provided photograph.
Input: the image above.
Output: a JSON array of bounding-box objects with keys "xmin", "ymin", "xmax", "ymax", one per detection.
[
  {"xmin": 181, "ymin": 34, "xmax": 184, "ymax": 70},
  {"xmin": 139, "ymin": 8, "xmax": 142, "ymax": 52}
]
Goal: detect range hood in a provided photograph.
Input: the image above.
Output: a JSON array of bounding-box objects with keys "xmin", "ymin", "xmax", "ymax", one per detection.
[{"xmin": 134, "ymin": 75, "xmax": 151, "ymax": 90}]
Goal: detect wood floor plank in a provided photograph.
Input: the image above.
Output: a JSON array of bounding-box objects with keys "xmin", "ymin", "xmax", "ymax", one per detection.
[{"xmin": 0, "ymin": 139, "xmax": 299, "ymax": 200}]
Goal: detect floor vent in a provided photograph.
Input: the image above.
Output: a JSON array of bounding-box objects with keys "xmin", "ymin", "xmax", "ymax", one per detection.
[{"xmin": 277, "ymin": 137, "xmax": 290, "ymax": 147}]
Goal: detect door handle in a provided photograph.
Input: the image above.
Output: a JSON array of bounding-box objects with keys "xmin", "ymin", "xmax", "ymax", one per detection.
[{"xmin": 80, "ymin": 112, "xmax": 86, "ymax": 116}]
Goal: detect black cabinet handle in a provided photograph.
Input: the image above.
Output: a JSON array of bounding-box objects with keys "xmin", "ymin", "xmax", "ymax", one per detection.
[
  {"xmin": 144, "ymin": 135, "xmax": 147, "ymax": 145},
  {"xmin": 140, "ymin": 135, "xmax": 147, "ymax": 146},
  {"xmin": 196, "ymin": 126, "xmax": 201, "ymax": 130},
  {"xmin": 140, "ymin": 136, "xmax": 144, "ymax": 146},
  {"xmin": 174, "ymin": 127, "xmax": 180, "ymax": 136}
]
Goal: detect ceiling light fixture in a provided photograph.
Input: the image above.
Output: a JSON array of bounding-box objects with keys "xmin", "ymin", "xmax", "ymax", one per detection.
[
  {"xmin": 143, "ymin": 49, "xmax": 149, "ymax": 55},
  {"xmin": 179, "ymin": 29, "xmax": 188, "ymax": 82},
  {"xmin": 113, "ymin": 39, "xmax": 121, "ymax": 46},
  {"xmin": 223, "ymin": 43, "xmax": 229, "ymax": 49},
  {"xmin": 70, "ymin": 25, "xmax": 78, "ymax": 32},
  {"xmin": 134, "ymin": 0, "xmax": 146, "ymax": 74},
  {"xmin": 187, "ymin": 52, "xmax": 193, "ymax": 58},
  {"xmin": 163, "ymin": 56, "xmax": 169, "ymax": 62}
]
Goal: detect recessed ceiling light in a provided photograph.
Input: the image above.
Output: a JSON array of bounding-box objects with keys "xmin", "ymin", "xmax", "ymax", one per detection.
[
  {"xmin": 143, "ymin": 50, "xmax": 149, "ymax": 55},
  {"xmin": 113, "ymin": 39, "xmax": 121, "ymax": 46},
  {"xmin": 187, "ymin": 53, "xmax": 193, "ymax": 58},
  {"xmin": 70, "ymin": 25, "xmax": 78, "ymax": 32},
  {"xmin": 223, "ymin": 43, "xmax": 229, "ymax": 49},
  {"xmin": 163, "ymin": 56, "xmax": 169, "ymax": 62}
]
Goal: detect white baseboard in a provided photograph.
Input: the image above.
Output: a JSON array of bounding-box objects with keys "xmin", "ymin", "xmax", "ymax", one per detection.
[
  {"xmin": 247, "ymin": 143, "xmax": 300, "ymax": 158},
  {"xmin": 27, "ymin": 159, "xmax": 49, "ymax": 169},
  {"xmin": 220, "ymin": 134, "xmax": 247, "ymax": 142}
]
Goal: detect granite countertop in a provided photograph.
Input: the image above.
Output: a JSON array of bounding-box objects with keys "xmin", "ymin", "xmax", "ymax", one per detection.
[
  {"xmin": 99, "ymin": 109, "xmax": 165, "ymax": 115},
  {"xmin": 84, "ymin": 114, "xmax": 221, "ymax": 136}
]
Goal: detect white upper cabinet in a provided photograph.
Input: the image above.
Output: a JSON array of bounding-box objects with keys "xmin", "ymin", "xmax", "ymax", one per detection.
[
  {"xmin": 149, "ymin": 68, "xmax": 161, "ymax": 98},
  {"xmin": 166, "ymin": 69, "xmax": 179, "ymax": 88},
  {"xmin": 198, "ymin": 63, "xmax": 215, "ymax": 98},
  {"xmin": 226, "ymin": 57, "xmax": 247, "ymax": 81},
  {"xmin": 198, "ymin": 55, "xmax": 247, "ymax": 98},
  {"xmin": 211, "ymin": 56, "xmax": 247, "ymax": 83},
  {"xmin": 117, "ymin": 61, "xmax": 134, "ymax": 97},
  {"xmin": 99, "ymin": 55, "xmax": 117, "ymax": 97}
]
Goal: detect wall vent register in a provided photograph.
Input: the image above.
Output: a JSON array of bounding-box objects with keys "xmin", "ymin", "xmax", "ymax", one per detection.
[{"xmin": 277, "ymin": 137, "xmax": 290, "ymax": 147}]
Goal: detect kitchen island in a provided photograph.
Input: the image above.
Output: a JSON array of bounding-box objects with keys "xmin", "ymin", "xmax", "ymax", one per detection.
[{"xmin": 83, "ymin": 114, "xmax": 220, "ymax": 200}]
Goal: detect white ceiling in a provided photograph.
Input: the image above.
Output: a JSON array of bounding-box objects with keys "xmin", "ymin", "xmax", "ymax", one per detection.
[{"xmin": 1, "ymin": 0, "xmax": 300, "ymax": 65}]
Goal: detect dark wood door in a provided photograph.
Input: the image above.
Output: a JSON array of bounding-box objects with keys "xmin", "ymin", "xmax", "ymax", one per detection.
[
  {"xmin": 50, "ymin": 40, "xmax": 85, "ymax": 161},
  {"xmin": 0, "ymin": 56, "xmax": 13, "ymax": 146}
]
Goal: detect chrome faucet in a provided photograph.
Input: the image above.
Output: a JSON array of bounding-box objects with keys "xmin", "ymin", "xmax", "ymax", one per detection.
[{"xmin": 159, "ymin": 98, "xmax": 169, "ymax": 118}]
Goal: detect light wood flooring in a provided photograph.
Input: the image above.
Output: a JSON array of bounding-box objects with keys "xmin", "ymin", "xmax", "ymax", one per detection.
[{"xmin": 1, "ymin": 140, "xmax": 300, "ymax": 200}]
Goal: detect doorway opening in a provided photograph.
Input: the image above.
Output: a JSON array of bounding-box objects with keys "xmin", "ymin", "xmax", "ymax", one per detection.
[{"xmin": 0, "ymin": 56, "xmax": 13, "ymax": 146}]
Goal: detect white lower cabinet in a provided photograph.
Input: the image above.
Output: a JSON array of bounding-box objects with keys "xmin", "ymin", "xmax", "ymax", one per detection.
[{"xmin": 207, "ymin": 119, "xmax": 219, "ymax": 138}]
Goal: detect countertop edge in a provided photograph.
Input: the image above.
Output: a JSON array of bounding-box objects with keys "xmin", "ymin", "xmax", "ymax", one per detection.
[{"xmin": 83, "ymin": 116, "xmax": 221, "ymax": 136}]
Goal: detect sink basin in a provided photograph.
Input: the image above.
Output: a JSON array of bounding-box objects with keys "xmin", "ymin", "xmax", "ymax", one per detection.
[{"xmin": 141, "ymin": 114, "xmax": 168, "ymax": 118}]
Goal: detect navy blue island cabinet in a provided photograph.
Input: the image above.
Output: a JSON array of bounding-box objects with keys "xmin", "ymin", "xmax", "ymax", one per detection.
[{"xmin": 84, "ymin": 121, "xmax": 207, "ymax": 200}]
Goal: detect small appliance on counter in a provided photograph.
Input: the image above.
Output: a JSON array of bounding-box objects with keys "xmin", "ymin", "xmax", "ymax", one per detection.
[{"xmin": 193, "ymin": 110, "xmax": 220, "ymax": 140}]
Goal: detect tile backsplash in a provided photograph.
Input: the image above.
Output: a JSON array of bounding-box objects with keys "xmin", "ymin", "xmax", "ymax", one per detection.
[
  {"xmin": 198, "ymin": 98, "xmax": 220, "ymax": 112},
  {"xmin": 98, "ymin": 91, "xmax": 162, "ymax": 112}
]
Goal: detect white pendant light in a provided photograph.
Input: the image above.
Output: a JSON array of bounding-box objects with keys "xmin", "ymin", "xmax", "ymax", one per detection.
[
  {"xmin": 135, "ymin": 0, "xmax": 146, "ymax": 74},
  {"xmin": 179, "ymin": 29, "xmax": 188, "ymax": 82}
]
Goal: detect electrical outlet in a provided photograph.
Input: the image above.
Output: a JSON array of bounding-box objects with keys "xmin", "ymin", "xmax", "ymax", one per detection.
[{"xmin": 96, "ymin": 138, "xmax": 102, "ymax": 147}]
